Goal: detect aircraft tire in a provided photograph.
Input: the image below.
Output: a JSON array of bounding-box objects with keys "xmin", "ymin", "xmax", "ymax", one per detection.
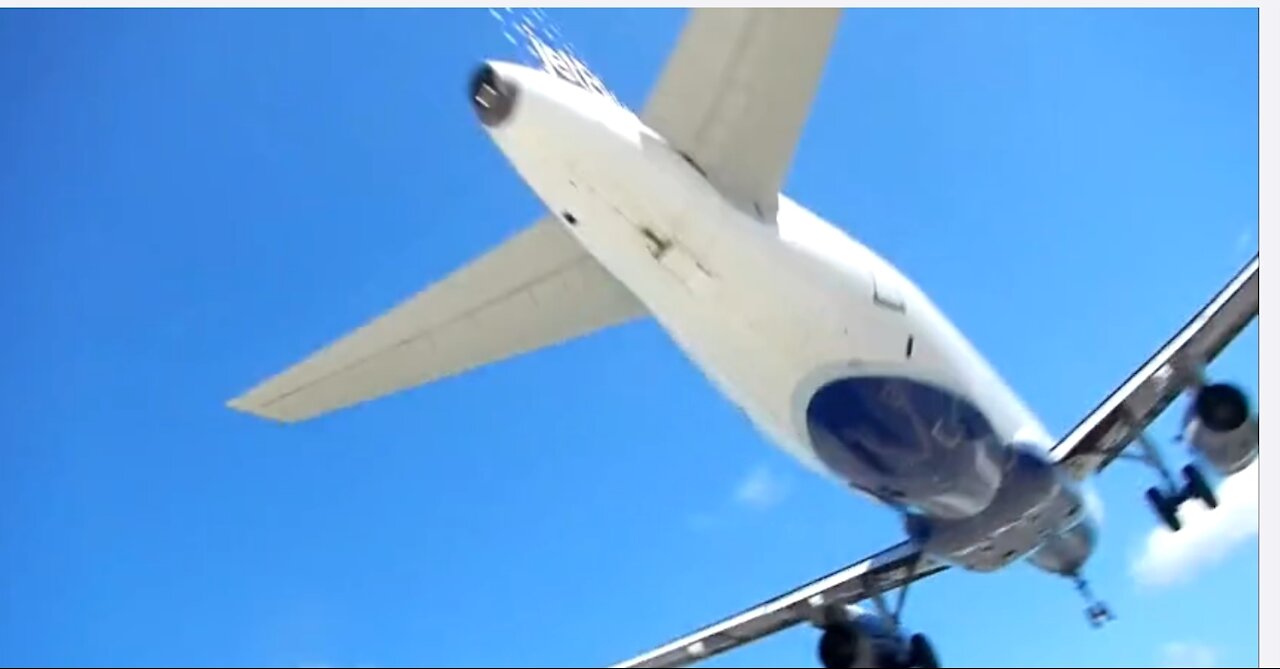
[
  {"xmin": 817, "ymin": 626, "xmax": 858, "ymax": 669},
  {"xmin": 1182, "ymin": 465, "xmax": 1219, "ymax": 509},
  {"xmin": 908, "ymin": 633, "xmax": 940, "ymax": 668},
  {"xmin": 1146, "ymin": 487, "xmax": 1182, "ymax": 532}
]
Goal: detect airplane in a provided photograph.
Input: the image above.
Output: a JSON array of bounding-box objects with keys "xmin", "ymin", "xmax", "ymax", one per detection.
[{"xmin": 225, "ymin": 9, "xmax": 1261, "ymax": 669}]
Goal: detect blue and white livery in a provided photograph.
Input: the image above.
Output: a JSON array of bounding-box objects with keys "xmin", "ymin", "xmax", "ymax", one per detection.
[{"xmin": 227, "ymin": 10, "xmax": 1260, "ymax": 668}]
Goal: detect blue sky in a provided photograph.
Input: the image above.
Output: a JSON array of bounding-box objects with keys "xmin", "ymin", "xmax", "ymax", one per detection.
[{"xmin": 0, "ymin": 7, "xmax": 1259, "ymax": 668}]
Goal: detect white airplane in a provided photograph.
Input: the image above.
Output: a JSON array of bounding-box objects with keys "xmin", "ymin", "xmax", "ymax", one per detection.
[{"xmin": 227, "ymin": 9, "xmax": 1261, "ymax": 668}]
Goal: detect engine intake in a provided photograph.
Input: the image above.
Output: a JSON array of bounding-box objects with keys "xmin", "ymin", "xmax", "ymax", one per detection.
[
  {"xmin": 1195, "ymin": 383, "xmax": 1250, "ymax": 431},
  {"xmin": 1186, "ymin": 382, "xmax": 1257, "ymax": 475}
]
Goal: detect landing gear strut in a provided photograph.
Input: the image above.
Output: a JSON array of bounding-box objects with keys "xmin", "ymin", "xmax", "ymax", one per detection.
[
  {"xmin": 864, "ymin": 557, "xmax": 940, "ymax": 668},
  {"xmin": 1070, "ymin": 573, "xmax": 1114, "ymax": 629},
  {"xmin": 1119, "ymin": 428, "xmax": 1218, "ymax": 532}
]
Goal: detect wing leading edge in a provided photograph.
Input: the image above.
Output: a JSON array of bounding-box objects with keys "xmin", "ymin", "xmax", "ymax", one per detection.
[
  {"xmin": 612, "ymin": 542, "xmax": 947, "ymax": 669},
  {"xmin": 1051, "ymin": 253, "xmax": 1259, "ymax": 479},
  {"xmin": 227, "ymin": 216, "xmax": 647, "ymax": 423},
  {"xmin": 612, "ymin": 254, "xmax": 1259, "ymax": 668}
]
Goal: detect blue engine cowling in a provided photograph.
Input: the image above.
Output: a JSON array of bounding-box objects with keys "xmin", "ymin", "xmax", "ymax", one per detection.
[{"xmin": 817, "ymin": 607, "xmax": 939, "ymax": 668}]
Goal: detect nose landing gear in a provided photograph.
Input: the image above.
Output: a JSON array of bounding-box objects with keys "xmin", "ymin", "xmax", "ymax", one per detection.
[{"xmin": 1070, "ymin": 574, "xmax": 1115, "ymax": 628}]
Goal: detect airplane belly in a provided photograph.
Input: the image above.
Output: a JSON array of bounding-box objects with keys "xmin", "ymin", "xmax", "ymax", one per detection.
[
  {"xmin": 518, "ymin": 148, "xmax": 818, "ymax": 469},
  {"xmin": 910, "ymin": 447, "xmax": 1092, "ymax": 572},
  {"xmin": 514, "ymin": 115, "xmax": 1051, "ymax": 501},
  {"xmin": 558, "ymin": 178, "xmax": 1048, "ymax": 507},
  {"xmin": 804, "ymin": 375, "xmax": 1006, "ymax": 518}
]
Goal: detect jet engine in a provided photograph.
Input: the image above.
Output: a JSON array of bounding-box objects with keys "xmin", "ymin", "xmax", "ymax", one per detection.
[
  {"xmin": 816, "ymin": 608, "xmax": 939, "ymax": 669},
  {"xmin": 1185, "ymin": 382, "xmax": 1258, "ymax": 476}
]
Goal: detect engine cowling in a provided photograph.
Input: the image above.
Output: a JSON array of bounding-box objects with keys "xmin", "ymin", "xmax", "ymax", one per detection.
[
  {"xmin": 817, "ymin": 617, "xmax": 900, "ymax": 669},
  {"xmin": 1185, "ymin": 383, "xmax": 1258, "ymax": 475},
  {"xmin": 816, "ymin": 607, "xmax": 939, "ymax": 668}
]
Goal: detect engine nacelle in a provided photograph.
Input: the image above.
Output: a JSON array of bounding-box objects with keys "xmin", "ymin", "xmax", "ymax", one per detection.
[
  {"xmin": 816, "ymin": 606, "xmax": 941, "ymax": 668},
  {"xmin": 1185, "ymin": 383, "xmax": 1258, "ymax": 475},
  {"xmin": 817, "ymin": 609, "xmax": 907, "ymax": 669}
]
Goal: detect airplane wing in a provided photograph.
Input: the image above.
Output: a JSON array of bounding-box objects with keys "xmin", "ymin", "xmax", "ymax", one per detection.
[
  {"xmin": 227, "ymin": 216, "xmax": 647, "ymax": 423},
  {"xmin": 611, "ymin": 254, "xmax": 1258, "ymax": 668},
  {"xmin": 641, "ymin": 8, "xmax": 842, "ymax": 222},
  {"xmin": 1050, "ymin": 253, "xmax": 1259, "ymax": 479},
  {"xmin": 612, "ymin": 541, "xmax": 948, "ymax": 669}
]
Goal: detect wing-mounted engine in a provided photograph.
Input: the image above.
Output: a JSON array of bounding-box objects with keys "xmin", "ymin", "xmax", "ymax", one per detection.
[
  {"xmin": 1123, "ymin": 379, "xmax": 1257, "ymax": 534},
  {"xmin": 1184, "ymin": 382, "xmax": 1258, "ymax": 475},
  {"xmin": 816, "ymin": 606, "xmax": 939, "ymax": 669}
]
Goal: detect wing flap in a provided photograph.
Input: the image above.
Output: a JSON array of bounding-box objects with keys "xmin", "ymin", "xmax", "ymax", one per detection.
[
  {"xmin": 227, "ymin": 216, "xmax": 646, "ymax": 423},
  {"xmin": 642, "ymin": 9, "xmax": 841, "ymax": 220}
]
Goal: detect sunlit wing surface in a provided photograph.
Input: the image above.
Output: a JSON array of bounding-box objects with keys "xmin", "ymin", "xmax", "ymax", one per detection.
[
  {"xmin": 641, "ymin": 8, "xmax": 841, "ymax": 221},
  {"xmin": 612, "ymin": 542, "xmax": 947, "ymax": 669},
  {"xmin": 1050, "ymin": 254, "xmax": 1259, "ymax": 479},
  {"xmin": 612, "ymin": 254, "xmax": 1258, "ymax": 668},
  {"xmin": 227, "ymin": 216, "xmax": 646, "ymax": 423}
]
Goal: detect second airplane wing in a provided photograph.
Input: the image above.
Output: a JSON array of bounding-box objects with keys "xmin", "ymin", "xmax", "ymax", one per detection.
[
  {"xmin": 612, "ymin": 542, "xmax": 946, "ymax": 669},
  {"xmin": 613, "ymin": 254, "xmax": 1259, "ymax": 668}
]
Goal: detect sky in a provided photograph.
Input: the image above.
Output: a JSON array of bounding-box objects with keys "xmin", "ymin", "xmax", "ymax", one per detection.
[{"xmin": 0, "ymin": 7, "xmax": 1260, "ymax": 669}]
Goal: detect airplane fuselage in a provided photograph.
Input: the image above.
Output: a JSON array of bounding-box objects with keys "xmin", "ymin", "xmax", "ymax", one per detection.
[{"xmin": 479, "ymin": 60, "xmax": 1099, "ymax": 576}]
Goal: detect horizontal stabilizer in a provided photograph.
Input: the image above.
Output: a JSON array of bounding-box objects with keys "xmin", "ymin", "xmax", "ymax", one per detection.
[{"xmin": 228, "ymin": 216, "xmax": 647, "ymax": 423}]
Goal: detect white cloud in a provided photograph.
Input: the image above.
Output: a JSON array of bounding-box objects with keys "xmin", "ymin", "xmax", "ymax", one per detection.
[
  {"xmin": 1160, "ymin": 641, "xmax": 1218, "ymax": 668},
  {"xmin": 1131, "ymin": 462, "xmax": 1258, "ymax": 589},
  {"xmin": 733, "ymin": 465, "xmax": 787, "ymax": 510},
  {"xmin": 684, "ymin": 465, "xmax": 789, "ymax": 532}
]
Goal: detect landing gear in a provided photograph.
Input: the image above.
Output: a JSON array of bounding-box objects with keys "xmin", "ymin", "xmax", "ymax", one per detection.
[
  {"xmin": 1141, "ymin": 462, "xmax": 1219, "ymax": 532},
  {"xmin": 864, "ymin": 556, "xmax": 941, "ymax": 668},
  {"xmin": 1070, "ymin": 573, "xmax": 1114, "ymax": 629},
  {"xmin": 1183, "ymin": 464, "xmax": 1219, "ymax": 509},
  {"xmin": 817, "ymin": 624, "xmax": 858, "ymax": 669},
  {"xmin": 1120, "ymin": 428, "xmax": 1219, "ymax": 533},
  {"xmin": 1145, "ymin": 487, "xmax": 1182, "ymax": 532}
]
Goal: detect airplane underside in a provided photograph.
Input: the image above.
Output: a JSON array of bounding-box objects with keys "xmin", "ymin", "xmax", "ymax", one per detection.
[
  {"xmin": 224, "ymin": 9, "xmax": 1261, "ymax": 669},
  {"xmin": 805, "ymin": 375, "xmax": 1008, "ymax": 519}
]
